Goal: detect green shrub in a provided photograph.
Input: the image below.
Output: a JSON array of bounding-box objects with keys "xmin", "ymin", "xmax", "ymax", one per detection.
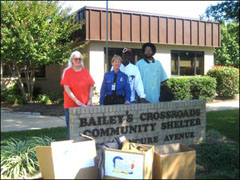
[
  {"xmin": 33, "ymin": 92, "xmax": 63, "ymax": 104},
  {"xmin": 1, "ymin": 83, "xmax": 28, "ymax": 104},
  {"xmin": 48, "ymin": 92, "xmax": 64, "ymax": 104},
  {"xmin": 56, "ymin": 97, "xmax": 64, "ymax": 104},
  {"xmin": 194, "ymin": 142, "xmax": 239, "ymax": 172},
  {"xmin": 2, "ymin": 88, "xmax": 25, "ymax": 104},
  {"xmin": 167, "ymin": 76, "xmax": 216, "ymax": 101},
  {"xmin": 1, "ymin": 83, "xmax": 19, "ymax": 102},
  {"xmin": 36, "ymin": 94, "xmax": 52, "ymax": 104},
  {"xmin": 167, "ymin": 77, "xmax": 192, "ymax": 100},
  {"xmin": 1, "ymin": 136, "xmax": 53, "ymax": 179},
  {"xmin": 32, "ymin": 86, "xmax": 42, "ymax": 98},
  {"xmin": 206, "ymin": 129, "xmax": 226, "ymax": 140},
  {"xmin": 188, "ymin": 76, "xmax": 217, "ymax": 101},
  {"xmin": 207, "ymin": 66, "xmax": 239, "ymax": 97},
  {"xmin": 5, "ymin": 94, "xmax": 24, "ymax": 105}
]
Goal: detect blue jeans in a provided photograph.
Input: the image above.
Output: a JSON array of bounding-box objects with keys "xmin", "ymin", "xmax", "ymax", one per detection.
[{"xmin": 64, "ymin": 108, "xmax": 70, "ymax": 140}]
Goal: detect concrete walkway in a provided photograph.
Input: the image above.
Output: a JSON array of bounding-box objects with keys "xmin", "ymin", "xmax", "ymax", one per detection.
[
  {"xmin": 1, "ymin": 111, "xmax": 66, "ymax": 132},
  {"xmin": 1, "ymin": 100, "xmax": 239, "ymax": 132},
  {"xmin": 206, "ymin": 100, "xmax": 239, "ymax": 112}
]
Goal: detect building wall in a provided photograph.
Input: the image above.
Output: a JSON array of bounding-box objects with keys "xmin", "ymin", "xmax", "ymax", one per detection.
[
  {"xmin": 1, "ymin": 42, "xmax": 214, "ymax": 94},
  {"xmin": 81, "ymin": 43, "xmax": 90, "ymax": 70},
  {"xmin": 34, "ymin": 64, "xmax": 62, "ymax": 94},
  {"xmin": 1, "ymin": 64, "xmax": 63, "ymax": 93},
  {"xmin": 88, "ymin": 41, "xmax": 215, "ymax": 93},
  {"xmin": 83, "ymin": 7, "xmax": 221, "ymax": 48}
]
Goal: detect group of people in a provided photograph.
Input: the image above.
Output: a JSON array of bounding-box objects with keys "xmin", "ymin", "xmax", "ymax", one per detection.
[{"xmin": 61, "ymin": 42, "xmax": 168, "ymax": 139}]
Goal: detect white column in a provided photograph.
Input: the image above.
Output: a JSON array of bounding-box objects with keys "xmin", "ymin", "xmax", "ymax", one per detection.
[
  {"xmin": 154, "ymin": 46, "xmax": 171, "ymax": 78},
  {"xmin": 204, "ymin": 50, "xmax": 214, "ymax": 75},
  {"xmin": 89, "ymin": 42, "xmax": 105, "ymax": 93}
]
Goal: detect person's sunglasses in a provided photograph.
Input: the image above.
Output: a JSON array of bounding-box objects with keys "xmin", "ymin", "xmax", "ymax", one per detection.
[{"xmin": 73, "ymin": 58, "xmax": 81, "ymax": 61}]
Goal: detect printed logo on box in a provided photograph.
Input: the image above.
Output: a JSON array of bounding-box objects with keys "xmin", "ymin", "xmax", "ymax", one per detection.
[{"xmin": 112, "ymin": 156, "xmax": 135, "ymax": 175}]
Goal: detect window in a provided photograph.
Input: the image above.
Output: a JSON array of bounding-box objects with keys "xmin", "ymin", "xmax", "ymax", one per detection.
[
  {"xmin": 104, "ymin": 48, "xmax": 144, "ymax": 72},
  {"xmin": 171, "ymin": 50, "xmax": 204, "ymax": 76},
  {"xmin": 1, "ymin": 64, "xmax": 46, "ymax": 78},
  {"xmin": 77, "ymin": 10, "xmax": 85, "ymax": 21}
]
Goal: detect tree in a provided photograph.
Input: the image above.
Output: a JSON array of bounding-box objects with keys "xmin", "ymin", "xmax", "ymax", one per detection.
[
  {"xmin": 214, "ymin": 21, "xmax": 239, "ymax": 67},
  {"xmin": 205, "ymin": 0, "xmax": 239, "ymax": 22},
  {"xmin": 202, "ymin": 0, "xmax": 239, "ymax": 68},
  {"xmin": 1, "ymin": 1, "xmax": 82, "ymax": 102}
]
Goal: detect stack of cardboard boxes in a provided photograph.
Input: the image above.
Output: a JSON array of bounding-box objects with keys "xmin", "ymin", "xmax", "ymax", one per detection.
[{"xmin": 36, "ymin": 135, "xmax": 196, "ymax": 179}]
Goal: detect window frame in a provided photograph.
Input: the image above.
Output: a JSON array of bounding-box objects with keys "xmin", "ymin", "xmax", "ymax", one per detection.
[{"xmin": 171, "ymin": 50, "xmax": 204, "ymax": 76}]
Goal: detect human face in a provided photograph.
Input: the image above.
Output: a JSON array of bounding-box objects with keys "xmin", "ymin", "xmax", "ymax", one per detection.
[
  {"xmin": 122, "ymin": 52, "xmax": 131, "ymax": 65},
  {"xmin": 144, "ymin": 46, "xmax": 153, "ymax": 58},
  {"xmin": 112, "ymin": 59, "xmax": 121, "ymax": 71},
  {"xmin": 72, "ymin": 55, "xmax": 82, "ymax": 68}
]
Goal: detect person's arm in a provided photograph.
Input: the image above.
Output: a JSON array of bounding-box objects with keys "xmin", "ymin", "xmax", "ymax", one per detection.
[
  {"xmin": 124, "ymin": 77, "xmax": 131, "ymax": 104},
  {"xmin": 64, "ymin": 85, "xmax": 86, "ymax": 107},
  {"xmin": 134, "ymin": 68, "xmax": 146, "ymax": 98},
  {"xmin": 159, "ymin": 62, "xmax": 168, "ymax": 86},
  {"xmin": 100, "ymin": 75, "xmax": 106, "ymax": 105},
  {"xmin": 134, "ymin": 66, "xmax": 149, "ymax": 103},
  {"xmin": 87, "ymin": 86, "xmax": 94, "ymax": 106}
]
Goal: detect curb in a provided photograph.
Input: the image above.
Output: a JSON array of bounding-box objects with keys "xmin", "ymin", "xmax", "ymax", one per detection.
[{"xmin": 1, "ymin": 110, "xmax": 41, "ymax": 116}]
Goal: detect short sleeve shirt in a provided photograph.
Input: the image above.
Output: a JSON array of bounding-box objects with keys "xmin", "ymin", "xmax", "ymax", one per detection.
[
  {"xmin": 136, "ymin": 59, "xmax": 168, "ymax": 103},
  {"xmin": 61, "ymin": 68, "xmax": 95, "ymax": 108}
]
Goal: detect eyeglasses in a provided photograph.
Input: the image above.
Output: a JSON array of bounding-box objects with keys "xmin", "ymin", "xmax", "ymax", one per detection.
[{"xmin": 73, "ymin": 58, "xmax": 81, "ymax": 61}]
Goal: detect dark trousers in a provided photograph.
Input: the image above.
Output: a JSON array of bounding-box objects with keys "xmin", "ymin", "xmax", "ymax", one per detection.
[
  {"xmin": 64, "ymin": 108, "xmax": 70, "ymax": 140},
  {"xmin": 104, "ymin": 95, "xmax": 125, "ymax": 105}
]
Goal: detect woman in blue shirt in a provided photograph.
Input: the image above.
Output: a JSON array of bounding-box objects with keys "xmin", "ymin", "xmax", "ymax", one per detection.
[{"xmin": 100, "ymin": 55, "xmax": 131, "ymax": 105}]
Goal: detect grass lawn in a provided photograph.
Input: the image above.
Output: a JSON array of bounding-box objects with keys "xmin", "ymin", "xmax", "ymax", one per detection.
[
  {"xmin": 207, "ymin": 109, "xmax": 239, "ymax": 141},
  {"xmin": 1, "ymin": 109, "xmax": 239, "ymax": 179}
]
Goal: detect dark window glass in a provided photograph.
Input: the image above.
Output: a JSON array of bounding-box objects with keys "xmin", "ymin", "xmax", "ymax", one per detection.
[
  {"xmin": 171, "ymin": 51, "xmax": 204, "ymax": 76},
  {"xmin": 171, "ymin": 53, "xmax": 178, "ymax": 75},
  {"xmin": 104, "ymin": 48, "xmax": 144, "ymax": 72},
  {"xmin": 77, "ymin": 11, "xmax": 85, "ymax": 21}
]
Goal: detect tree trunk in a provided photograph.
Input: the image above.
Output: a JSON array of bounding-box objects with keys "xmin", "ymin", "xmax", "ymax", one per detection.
[
  {"xmin": 24, "ymin": 66, "xmax": 36, "ymax": 102},
  {"xmin": 24, "ymin": 66, "xmax": 31, "ymax": 102},
  {"xmin": 15, "ymin": 65, "xmax": 27, "ymax": 103},
  {"xmin": 29, "ymin": 67, "xmax": 35, "ymax": 102}
]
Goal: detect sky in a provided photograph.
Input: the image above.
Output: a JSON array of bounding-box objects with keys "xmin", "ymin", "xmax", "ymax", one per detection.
[{"xmin": 60, "ymin": 1, "xmax": 222, "ymax": 20}]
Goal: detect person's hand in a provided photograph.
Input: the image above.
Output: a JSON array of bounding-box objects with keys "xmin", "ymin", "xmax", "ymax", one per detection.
[
  {"xmin": 124, "ymin": 101, "xmax": 130, "ymax": 105},
  {"xmin": 161, "ymin": 81, "xmax": 167, "ymax": 86},
  {"xmin": 76, "ymin": 100, "xmax": 87, "ymax": 107},
  {"xmin": 87, "ymin": 99, "xmax": 93, "ymax": 106},
  {"xmin": 139, "ymin": 98, "xmax": 150, "ymax": 103}
]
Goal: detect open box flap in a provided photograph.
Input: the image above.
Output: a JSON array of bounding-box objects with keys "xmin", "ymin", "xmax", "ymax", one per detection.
[{"xmin": 36, "ymin": 146, "xmax": 55, "ymax": 179}]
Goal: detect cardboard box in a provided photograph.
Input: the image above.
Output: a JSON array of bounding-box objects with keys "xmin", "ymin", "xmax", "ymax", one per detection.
[
  {"xmin": 153, "ymin": 143, "xmax": 196, "ymax": 179},
  {"xmin": 36, "ymin": 134, "xmax": 98, "ymax": 179},
  {"xmin": 104, "ymin": 142, "xmax": 154, "ymax": 179}
]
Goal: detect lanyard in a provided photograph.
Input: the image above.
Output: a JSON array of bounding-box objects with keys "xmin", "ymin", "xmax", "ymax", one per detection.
[{"xmin": 112, "ymin": 73, "xmax": 117, "ymax": 96}]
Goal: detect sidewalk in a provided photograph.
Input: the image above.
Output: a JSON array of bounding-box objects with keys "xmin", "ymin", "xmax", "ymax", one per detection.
[
  {"xmin": 1, "ymin": 100, "xmax": 239, "ymax": 132},
  {"xmin": 206, "ymin": 100, "xmax": 239, "ymax": 112},
  {"xmin": 1, "ymin": 110, "xmax": 66, "ymax": 132}
]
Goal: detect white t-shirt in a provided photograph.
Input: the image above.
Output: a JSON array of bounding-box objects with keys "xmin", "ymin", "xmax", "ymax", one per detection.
[{"xmin": 111, "ymin": 63, "xmax": 146, "ymax": 102}]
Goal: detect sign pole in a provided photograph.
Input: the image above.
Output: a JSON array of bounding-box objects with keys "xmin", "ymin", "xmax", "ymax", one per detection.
[{"xmin": 106, "ymin": 0, "xmax": 109, "ymax": 72}]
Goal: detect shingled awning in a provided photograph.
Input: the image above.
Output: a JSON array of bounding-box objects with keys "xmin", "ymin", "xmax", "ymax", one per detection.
[{"xmin": 75, "ymin": 6, "xmax": 221, "ymax": 47}]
